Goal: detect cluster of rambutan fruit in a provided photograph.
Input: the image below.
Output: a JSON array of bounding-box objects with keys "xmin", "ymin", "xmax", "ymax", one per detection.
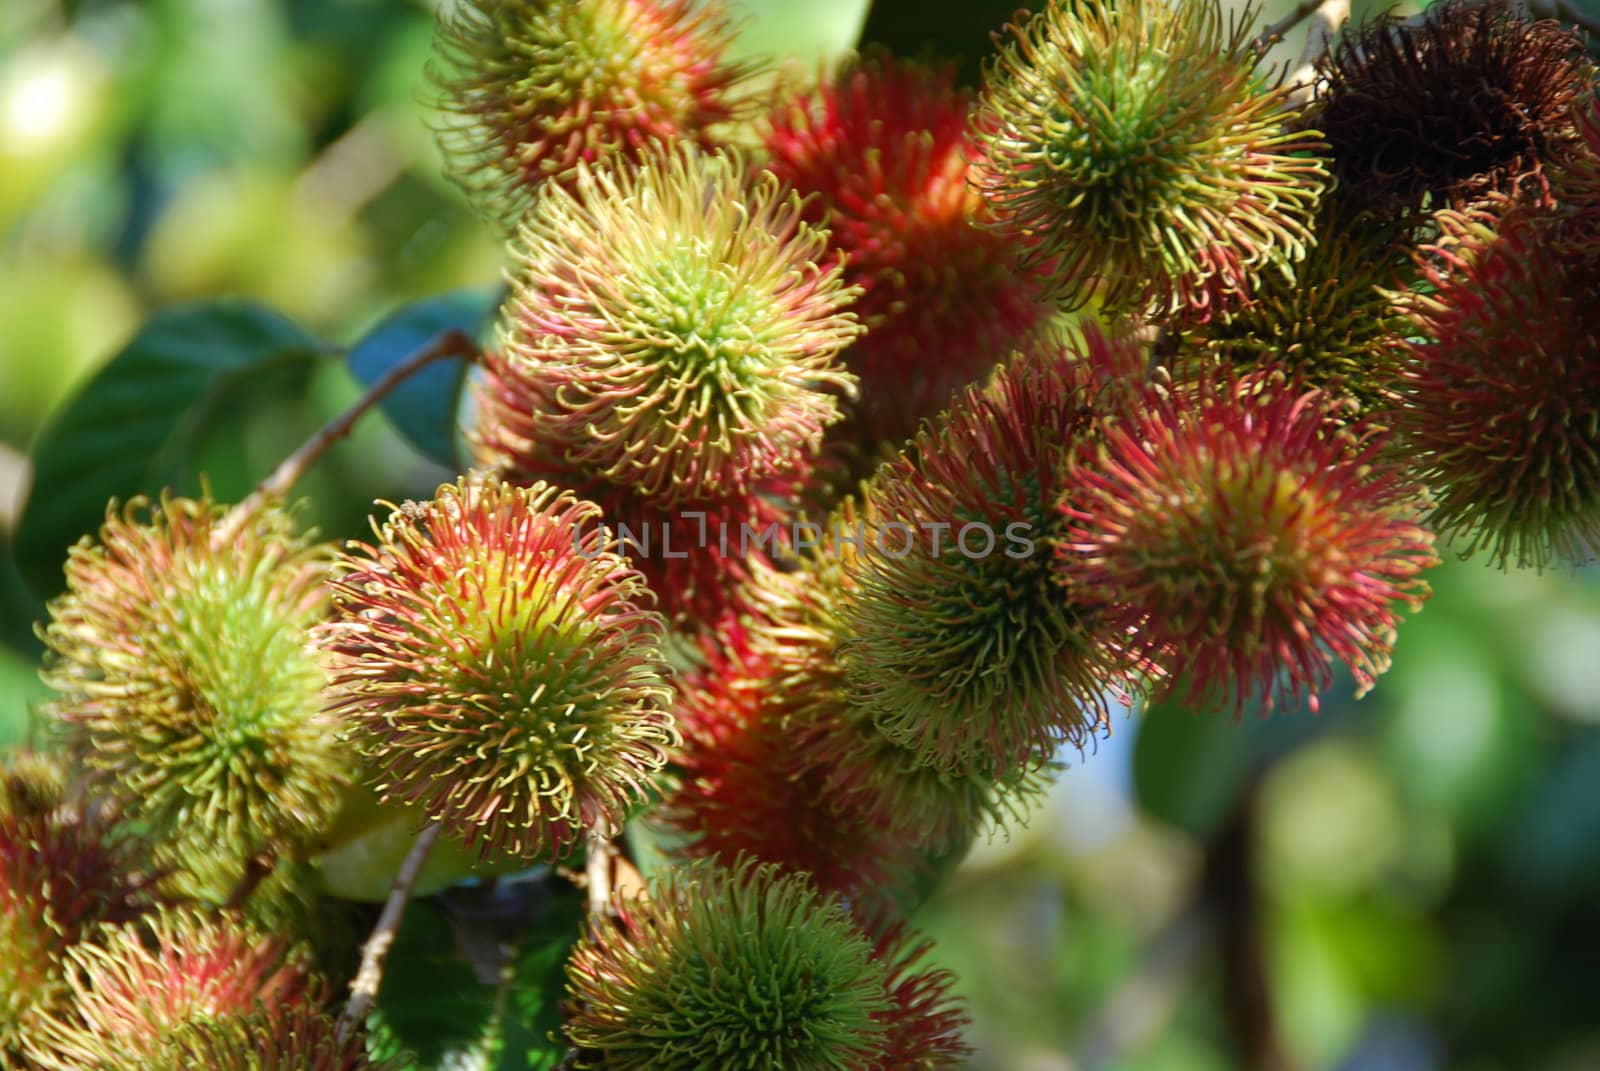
[{"xmin": 5, "ymin": 0, "xmax": 1599, "ymax": 1066}]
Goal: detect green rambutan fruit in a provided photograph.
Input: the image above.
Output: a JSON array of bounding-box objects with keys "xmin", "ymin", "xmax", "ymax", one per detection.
[
  {"xmin": 563, "ymin": 856, "xmax": 894, "ymax": 1069},
  {"xmin": 972, "ymin": 0, "xmax": 1326, "ymax": 317},
  {"xmin": 166, "ymin": 1005, "xmax": 402, "ymax": 1071},
  {"xmin": 1311, "ymin": 0, "xmax": 1594, "ymax": 215},
  {"xmin": 486, "ymin": 143, "xmax": 861, "ymax": 507},
  {"xmin": 28, "ymin": 909, "xmax": 314, "ymax": 1071},
  {"xmin": 1396, "ymin": 203, "xmax": 1600, "ymax": 568},
  {"xmin": 1058, "ymin": 370, "xmax": 1437, "ymax": 713},
  {"xmin": 431, "ymin": 0, "xmax": 757, "ymax": 227},
  {"xmin": 833, "ymin": 331, "xmax": 1145, "ymax": 779},
  {"xmin": 319, "ymin": 473, "xmax": 677, "ymax": 860},
  {"xmin": 1176, "ymin": 194, "xmax": 1417, "ymax": 415},
  {"xmin": 38, "ymin": 496, "xmax": 348, "ymax": 866}
]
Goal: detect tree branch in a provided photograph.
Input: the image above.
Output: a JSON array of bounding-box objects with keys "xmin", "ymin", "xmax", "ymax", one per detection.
[
  {"xmin": 336, "ymin": 822, "xmax": 444, "ymax": 1043},
  {"xmin": 1253, "ymin": 0, "xmax": 1336, "ymax": 56}
]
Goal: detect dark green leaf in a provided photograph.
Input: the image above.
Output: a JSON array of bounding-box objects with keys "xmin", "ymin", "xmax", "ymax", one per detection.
[
  {"xmin": 856, "ymin": 0, "xmax": 1040, "ymax": 83},
  {"xmin": 496, "ymin": 880, "xmax": 585, "ymax": 1070},
  {"xmin": 347, "ymin": 288, "xmax": 499, "ymax": 469},
  {"xmin": 12, "ymin": 299, "xmax": 327, "ymax": 599},
  {"xmin": 371, "ymin": 897, "xmax": 499, "ymax": 1067}
]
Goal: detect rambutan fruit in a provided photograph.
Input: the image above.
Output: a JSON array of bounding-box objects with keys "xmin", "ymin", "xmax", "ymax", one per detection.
[
  {"xmin": 167, "ymin": 1006, "xmax": 400, "ymax": 1071},
  {"xmin": 1058, "ymin": 371, "xmax": 1437, "ymax": 713},
  {"xmin": 1312, "ymin": 0, "xmax": 1594, "ymax": 214},
  {"xmin": 432, "ymin": 0, "xmax": 757, "ymax": 227},
  {"xmin": 564, "ymin": 856, "xmax": 911, "ymax": 1070},
  {"xmin": 0, "ymin": 753, "xmax": 151, "ymax": 1054},
  {"xmin": 38, "ymin": 496, "xmax": 348, "ymax": 865},
  {"xmin": 319, "ymin": 473, "xmax": 677, "ymax": 860},
  {"xmin": 487, "ymin": 143, "xmax": 861, "ymax": 507},
  {"xmin": 1176, "ymin": 194, "xmax": 1416, "ymax": 415},
  {"xmin": 833, "ymin": 331, "xmax": 1145, "ymax": 779},
  {"xmin": 763, "ymin": 53, "xmax": 1056, "ymax": 447},
  {"xmin": 971, "ymin": 0, "xmax": 1325, "ymax": 317},
  {"xmin": 29, "ymin": 909, "xmax": 314, "ymax": 1071},
  {"xmin": 869, "ymin": 925, "xmax": 971, "ymax": 1070},
  {"xmin": 1397, "ymin": 204, "xmax": 1600, "ymax": 568}
]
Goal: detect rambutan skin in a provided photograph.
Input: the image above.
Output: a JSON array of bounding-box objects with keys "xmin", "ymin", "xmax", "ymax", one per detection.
[
  {"xmin": 1058, "ymin": 372, "xmax": 1437, "ymax": 714},
  {"xmin": 1311, "ymin": 0, "xmax": 1595, "ymax": 214},
  {"xmin": 28, "ymin": 909, "xmax": 314, "ymax": 1071},
  {"xmin": 763, "ymin": 53, "xmax": 1056, "ymax": 447},
  {"xmin": 166, "ymin": 1006, "xmax": 402, "ymax": 1071},
  {"xmin": 1397, "ymin": 205, "xmax": 1600, "ymax": 568},
  {"xmin": 563, "ymin": 856, "xmax": 894, "ymax": 1070},
  {"xmin": 488, "ymin": 144, "xmax": 861, "ymax": 508},
  {"xmin": 38, "ymin": 496, "xmax": 348, "ymax": 863},
  {"xmin": 319, "ymin": 474, "xmax": 677, "ymax": 860},
  {"xmin": 432, "ymin": 0, "xmax": 757, "ymax": 226},
  {"xmin": 971, "ymin": 0, "xmax": 1325, "ymax": 317},
  {"xmin": 833, "ymin": 330, "xmax": 1145, "ymax": 779}
]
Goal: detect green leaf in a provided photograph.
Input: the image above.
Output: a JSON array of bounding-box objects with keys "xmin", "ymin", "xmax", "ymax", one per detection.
[
  {"xmin": 856, "ymin": 0, "xmax": 1040, "ymax": 83},
  {"xmin": 371, "ymin": 898, "xmax": 498, "ymax": 1067},
  {"xmin": 12, "ymin": 298, "xmax": 327, "ymax": 599},
  {"xmin": 496, "ymin": 881, "xmax": 585, "ymax": 1070},
  {"xmin": 347, "ymin": 288, "xmax": 499, "ymax": 469}
]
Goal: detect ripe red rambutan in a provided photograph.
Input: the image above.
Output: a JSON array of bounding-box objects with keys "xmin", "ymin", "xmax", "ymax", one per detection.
[
  {"xmin": 319, "ymin": 473, "xmax": 677, "ymax": 860},
  {"xmin": 1058, "ymin": 371, "xmax": 1437, "ymax": 714},
  {"xmin": 432, "ymin": 0, "xmax": 758, "ymax": 226},
  {"xmin": 1397, "ymin": 204, "xmax": 1600, "ymax": 568},
  {"xmin": 869, "ymin": 925, "xmax": 972, "ymax": 1070},
  {"xmin": 763, "ymin": 53, "xmax": 1057, "ymax": 448}
]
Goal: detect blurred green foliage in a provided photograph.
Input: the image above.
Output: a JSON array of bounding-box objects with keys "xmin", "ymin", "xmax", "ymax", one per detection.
[{"xmin": 4, "ymin": 1, "xmax": 1600, "ymax": 1069}]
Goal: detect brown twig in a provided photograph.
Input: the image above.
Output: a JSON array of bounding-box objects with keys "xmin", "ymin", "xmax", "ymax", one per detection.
[
  {"xmin": 214, "ymin": 327, "xmax": 477, "ymax": 546},
  {"xmin": 585, "ymin": 832, "xmax": 615, "ymax": 918},
  {"xmin": 336, "ymin": 822, "xmax": 444, "ymax": 1043},
  {"xmin": 1253, "ymin": 0, "xmax": 1335, "ymax": 55}
]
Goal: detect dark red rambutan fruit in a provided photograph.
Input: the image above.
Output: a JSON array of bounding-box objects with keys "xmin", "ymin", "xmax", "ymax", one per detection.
[
  {"xmin": 869, "ymin": 925, "xmax": 971, "ymax": 1071},
  {"xmin": 763, "ymin": 53, "xmax": 1057, "ymax": 448},
  {"xmin": 318, "ymin": 473, "xmax": 677, "ymax": 861},
  {"xmin": 432, "ymin": 0, "xmax": 758, "ymax": 227},
  {"xmin": 1312, "ymin": 0, "xmax": 1595, "ymax": 214},
  {"xmin": 831, "ymin": 329, "xmax": 1147, "ymax": 780},
  {"xmin": 1397, "ymin": 203, "xmax": 1600, "ymax": 568},
  {"xmin": 1058, "ymin": 371, "xmax": 1437, "ymax": 714}
]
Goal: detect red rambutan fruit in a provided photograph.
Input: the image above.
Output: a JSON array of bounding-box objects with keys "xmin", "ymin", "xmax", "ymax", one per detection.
[
  {"xmin": 763, "ymin": 53, "xmax": 1057, "ymax": 447},
  {"xmin": 432, "ymin": 0, "xmax": 758, "ymax": 227},
  {"xmin": 1058, "ymin": 371, "xmax": 1437, "ymax": 714},
  {"xmin": 1397, "ymin": 203, "xmax": 1600, "ymax": 568},
  {"xmin": 319, "ymin": 473, "xmax": 677, "ymax": 860}
]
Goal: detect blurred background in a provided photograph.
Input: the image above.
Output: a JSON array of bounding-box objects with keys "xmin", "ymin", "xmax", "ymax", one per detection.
[{"xmin": 4, "ymin": 1, "xmax": 1600, "ymax": 1068}]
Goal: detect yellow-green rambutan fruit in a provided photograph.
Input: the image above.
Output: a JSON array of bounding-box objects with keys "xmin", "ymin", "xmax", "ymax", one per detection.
[
  {"xmin": 972, "ymin": 0, "xmax": 1326, "ymax": 317},
  {"xmin": 28, "ymin": 908, "xmax": 315, "ymax": 1071},
  {"xmin": 319, "ymin": 473, "xmax": 677, "ymax": 860},
  {"xmin": 485, "ymin": 143, "xmax": 861, "ymax": 507},
  {"xmin": 165, "ymin": 1005, "xmax": 402, "ymax": 1071},
  {"xmin": 432, "ymin": 0, "xmax": 758, "ymax": 227},
  {"xmin": 38, "ymin": 496, "xmax": 348, "ymax": 867},
  {"xmin": 565, "ymin": 856, "xmax": 950, "ymax": 1070}
]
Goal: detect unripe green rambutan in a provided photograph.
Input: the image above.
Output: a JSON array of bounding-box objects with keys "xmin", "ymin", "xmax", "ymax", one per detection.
[
  {"xmin": 486, "ymin": 143, "xmax": 862, "ymax": 507},
  {"xmin": 319, "ymin": 473, "xmax": 677, "ymax": 860},
  {"xmin": 1176, "ymin": 194, "xmax": 1416, "ymax": 415},
  {"xmin": 1396, "ymin": 203, "xmax": 1600, "ymax": 568},
  {"xmin": 432, "ymin": 0, "xmax": 757, "ymax": 227},
  {"xmin": 972, "ymin": 0, "xmax": 1326, "ymax": 317},
  {"xmin": 1059, "ymin": 370, "xmax": 1437, "ymax": 713},
  {"xmin": 29, "ymin": 909, "xmax": 314, "ymax": 1071},
  {"xmin": 564, "ymin": 857, "xmax": 898, "ymax": 1069},
  {"xmin": 38, "ymin": 496, "xmax": 348, "ymax": 865},
  {"xmin": 834, "ymin": 331, "xmax": 1146, "ymax": 779},
  {"xmin": 166, "ymin": 1006, "xmax": 401, "ymax": 1071}
]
